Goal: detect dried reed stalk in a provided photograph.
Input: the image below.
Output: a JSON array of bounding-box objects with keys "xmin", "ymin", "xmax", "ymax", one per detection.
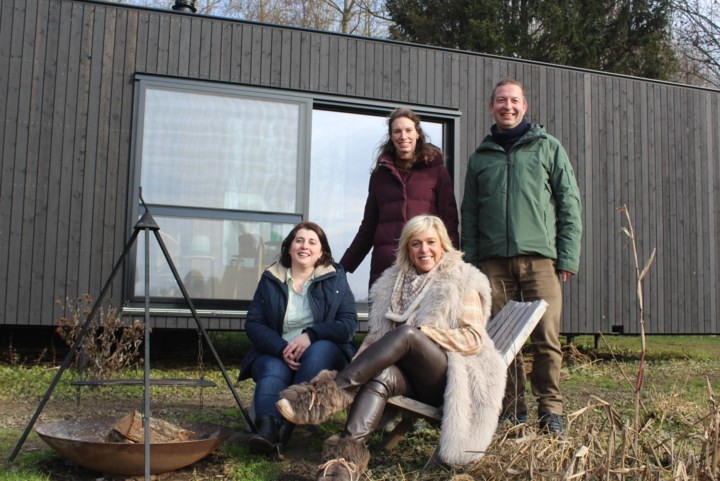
[
  {"xmin": 459, "ymin": 389, "xmax": 720, "ymax": 481},
  {"xmin": 618, "ymin": 205, "xmax": 656, "ymax": 451}
]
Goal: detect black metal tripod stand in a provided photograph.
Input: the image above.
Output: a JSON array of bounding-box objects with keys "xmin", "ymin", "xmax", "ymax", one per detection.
[{"xmin": 9, "ymin": 198, "xmax": 257, "ymax": 479}]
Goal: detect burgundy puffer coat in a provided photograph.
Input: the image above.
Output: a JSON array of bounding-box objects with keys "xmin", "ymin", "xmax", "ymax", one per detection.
[{"xmin": 339, "ymin": 149, "xmax": 459, "ymax": 288}]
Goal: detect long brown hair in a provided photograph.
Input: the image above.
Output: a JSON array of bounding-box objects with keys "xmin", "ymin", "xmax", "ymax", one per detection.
[
  {"xmin": 375, "ymin": 108, "xmax": 440, "ymax": 170},
  {"xmin": 279, "ymin": 221, "xmax": 333, "ymax": 268}
]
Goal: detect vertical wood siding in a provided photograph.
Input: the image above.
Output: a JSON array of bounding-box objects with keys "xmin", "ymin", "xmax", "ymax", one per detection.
[{"xmin": 1, "ymin": 0, "xmax": 718, "ymax": 334}]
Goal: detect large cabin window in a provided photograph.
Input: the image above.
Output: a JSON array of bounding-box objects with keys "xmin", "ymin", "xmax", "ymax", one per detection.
[{"xmin": 130, "ymin": 76, "xmax": 454, "ymax": 310}]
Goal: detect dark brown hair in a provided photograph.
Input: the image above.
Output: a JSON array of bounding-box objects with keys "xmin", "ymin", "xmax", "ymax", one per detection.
[
  {"xmin": 375, "ymin": 108, "xmax": 440, "ymax": 169},
  {"xmin": 279, "ymin": 221, "xmax": 333, "ymax": 268}
]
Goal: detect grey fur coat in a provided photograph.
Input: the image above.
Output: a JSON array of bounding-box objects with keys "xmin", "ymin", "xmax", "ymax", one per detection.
[{"xmin": 366, "ymin": 250, "xmax": 507, "ymax": 465}]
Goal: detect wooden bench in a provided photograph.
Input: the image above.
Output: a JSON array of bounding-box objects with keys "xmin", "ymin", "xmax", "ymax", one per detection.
[{"xmin": 382, "ymin": 299, "xmax": 549, "ymax": 449}]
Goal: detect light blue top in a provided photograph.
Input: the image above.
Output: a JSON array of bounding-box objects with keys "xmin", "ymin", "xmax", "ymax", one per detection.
[{"xmin": 282, "ymin": 270, "xmax": 315, "ymax": 342}]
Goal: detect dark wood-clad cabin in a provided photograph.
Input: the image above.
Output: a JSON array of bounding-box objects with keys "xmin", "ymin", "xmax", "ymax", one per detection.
[{"xmin": 1, "ymin": 0, "xmax": 718, "ymax": 343}]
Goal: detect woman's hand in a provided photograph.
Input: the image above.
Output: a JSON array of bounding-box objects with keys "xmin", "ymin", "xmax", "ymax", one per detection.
[{"xmin": 282, "ymin": 333, "xmax": 311, "ymax": 371}]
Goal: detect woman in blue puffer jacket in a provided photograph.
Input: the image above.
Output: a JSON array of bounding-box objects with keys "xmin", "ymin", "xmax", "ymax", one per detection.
[{"xmin": 239, "ymin": 221, "xmax": 358, "ymax": 457}]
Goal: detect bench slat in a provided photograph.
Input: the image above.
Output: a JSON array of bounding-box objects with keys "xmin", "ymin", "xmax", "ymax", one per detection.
[
  {"xmin": 488, "ymin": 300, "xmax": 548, "ymax": 366},
  {"xmin": 386, "ymin": 395, "xmax": 442, "ymax": 422}
]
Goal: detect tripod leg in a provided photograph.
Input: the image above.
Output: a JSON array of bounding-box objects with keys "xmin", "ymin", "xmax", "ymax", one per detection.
[
  {"xmin": 153, "ymin": 230, "xmax": 257, "ymax": 433},
  {"xmin": 9, "ymin": 229, "xmax": 142, "ymax": 462}
]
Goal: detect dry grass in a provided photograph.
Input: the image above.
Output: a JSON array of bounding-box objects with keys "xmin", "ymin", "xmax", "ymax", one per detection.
[
  {"xmin": 417, "ymin": 346, "xmax": 720, "ymax": 481},
  {"xmin": 463, "ymin": 390, "xmax": 718, "ymax": 480},
  {"xmin": 363, "ymin": 345, "xmax": 720, "ymax": 481},
  {"xmin": 54, "ymin": 295, "xmax": 145, "ymax": 381}
]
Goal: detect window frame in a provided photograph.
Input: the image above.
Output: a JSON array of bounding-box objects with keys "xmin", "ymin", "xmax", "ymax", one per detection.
[{"xmin": 127, "ymin": 75, "xmax": 461, "ymax": 314}]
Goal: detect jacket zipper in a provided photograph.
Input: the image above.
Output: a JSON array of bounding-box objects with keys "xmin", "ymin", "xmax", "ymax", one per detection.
[
  {"xmin": 384, "ymin": 160, "xmax": 410, "ymax": 222},
  {"xmin": 505, "ymin": 151, "xmax": 511, "ymax": 257},
  {"xmin": 500, "ymin": 132, "xmax": 538, "ymax": 257}
]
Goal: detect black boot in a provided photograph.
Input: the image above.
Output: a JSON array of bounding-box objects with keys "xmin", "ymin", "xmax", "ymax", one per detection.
[
  {"xmin": 248, "ymin": 415, "xmax": 280, "ymax": 455},
  {"xmin": 278, "ymin": 421, "xmax": 295, "ymax": 450}
]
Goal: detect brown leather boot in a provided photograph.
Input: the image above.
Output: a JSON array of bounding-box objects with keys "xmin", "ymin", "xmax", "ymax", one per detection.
[
  {"xmin": 316, "ymin": 435, "xmax": 370, "ymax": 481},
  {"xmin": 276, "ymin": 370, "xmax": 354, "ymax": 425}
]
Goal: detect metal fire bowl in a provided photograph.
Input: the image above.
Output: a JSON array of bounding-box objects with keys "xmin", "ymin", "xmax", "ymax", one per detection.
[{"xmin": 35, "ymin": 418, "xmax": 233, "ymax": 476}]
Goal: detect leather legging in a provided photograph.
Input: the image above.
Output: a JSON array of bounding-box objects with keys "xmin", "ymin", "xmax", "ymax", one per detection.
[{"xmin": 335, "ymin": 324, "xmax": 448, "ymax": 442}]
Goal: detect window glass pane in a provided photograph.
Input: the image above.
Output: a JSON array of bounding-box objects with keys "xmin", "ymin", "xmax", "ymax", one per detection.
[
  {"xmin": 309, "ymin": 110, "xmax": 444, "ymax": 301},
  {"xmin": 134, "ymin": 216, "xmax": 294, "ymax": 300},
  {"xmin": 140, "ymin": 88, "xmax": 300, "ymax": 212}
]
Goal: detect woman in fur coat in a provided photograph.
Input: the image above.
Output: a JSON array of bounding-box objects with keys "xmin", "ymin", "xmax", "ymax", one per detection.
[{"xmin": 276, "ymin": 215, "xmax": 506, "ymax": 481}]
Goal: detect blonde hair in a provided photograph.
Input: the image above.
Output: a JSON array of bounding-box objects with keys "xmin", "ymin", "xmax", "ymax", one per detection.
[{"xmin": 395, "ymin": 215, "xmax": 457, "ymax": 272}]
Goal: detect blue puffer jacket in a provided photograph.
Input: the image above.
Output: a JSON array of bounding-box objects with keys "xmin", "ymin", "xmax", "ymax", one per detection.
[{"xmin": 238, "ymin": 262, "xmax": 358, "ymax": 380}]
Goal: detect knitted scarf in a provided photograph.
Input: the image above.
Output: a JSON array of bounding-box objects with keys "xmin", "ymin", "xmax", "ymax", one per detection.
[
  {"xmin": 491, "ymin": 117, "xmax": 530, "ymax": 153},
  {"xmin": 386, "ymin": 256, "xmax": 444, "ymax": 324}
]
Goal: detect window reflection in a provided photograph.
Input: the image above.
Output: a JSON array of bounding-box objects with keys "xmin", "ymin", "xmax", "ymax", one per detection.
[
  {"xmin": 141, "ymin": 88, "xmax": 300, "ymax": 212},
  {"xmin": 135, "ymin": 216, "xmax": 294, "ymax": 300}
]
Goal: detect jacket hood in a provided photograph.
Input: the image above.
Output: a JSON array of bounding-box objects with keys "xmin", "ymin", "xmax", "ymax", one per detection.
[{"xmin": 265, "ymin": 262, "xmax": 337, "ymax": 283}]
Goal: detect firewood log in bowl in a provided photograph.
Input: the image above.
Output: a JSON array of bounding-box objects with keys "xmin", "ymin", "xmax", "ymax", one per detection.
[{"xmin": 35, "ymin": 417, "xmax": 233, "ymax": 476}]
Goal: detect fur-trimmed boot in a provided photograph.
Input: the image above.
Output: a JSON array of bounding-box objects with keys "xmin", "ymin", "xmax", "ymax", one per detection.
[
  {"xmin": 276, "ymin": 370, "xmax": 354, "ymax": 425},
  {"xmin": 316, "ymin": 435, "xmax": 370, "ymax": 481}
]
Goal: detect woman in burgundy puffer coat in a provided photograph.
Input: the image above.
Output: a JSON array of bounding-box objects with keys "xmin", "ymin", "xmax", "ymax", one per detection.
[{"xmin": 339, "ymin": 108, "xmax": 459, "ymax": 289}]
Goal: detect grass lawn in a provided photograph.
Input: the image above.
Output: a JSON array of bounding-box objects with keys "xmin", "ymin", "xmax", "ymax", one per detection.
[{"xmin": 1, "ymin": 332, "xmax": 719, "ymax": 480}]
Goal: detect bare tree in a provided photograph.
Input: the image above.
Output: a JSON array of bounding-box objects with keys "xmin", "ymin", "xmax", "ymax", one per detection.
[
  {"xmin": 672, "ymin": 0, "xmax": 720, "ymax": 88},
  {"xmin": 322, "ymin": 0, "xmax": 391, "ymax": 35},
  {"xmin": 108, "ymin": 0, "xmax": 390, "ymax": 37}
]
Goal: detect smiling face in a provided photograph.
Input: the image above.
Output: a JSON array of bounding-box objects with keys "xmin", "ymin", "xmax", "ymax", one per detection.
[
  {"xmin": 289, "ymin": 228, "xmax": 322, "ymax": 270},
  {"xmin": 407, "ymin": 227, "xmax": 444, "ymax": 273},
  {"xmin": 489, "ymin": 83, "xmax": 528, "ymax": 131},
  {"xmin": 390, "ymin": 116, "xmax": 420, "ymax": 160}
]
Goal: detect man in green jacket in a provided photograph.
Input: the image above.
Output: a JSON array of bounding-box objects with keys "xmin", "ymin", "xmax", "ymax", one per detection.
[{"xmin": 461, "ymin": 78, "xmax": 582, "ymax": 434}]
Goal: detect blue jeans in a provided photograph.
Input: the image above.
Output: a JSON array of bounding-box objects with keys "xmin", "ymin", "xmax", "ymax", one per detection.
[{"xmin": 251, "ymin": 340, "xmax": 349, "ymax": 420}]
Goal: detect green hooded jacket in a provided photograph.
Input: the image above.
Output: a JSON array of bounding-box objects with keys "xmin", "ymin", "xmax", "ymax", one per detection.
[{"xmin": 461, "ymin": 124, "xmax": 582, "ymax": 274}]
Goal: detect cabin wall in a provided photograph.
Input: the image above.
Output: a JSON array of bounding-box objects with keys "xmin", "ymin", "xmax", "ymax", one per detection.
[{"xmin": 1, "ymin": 0, "xmax": 718, "ymax": 334}]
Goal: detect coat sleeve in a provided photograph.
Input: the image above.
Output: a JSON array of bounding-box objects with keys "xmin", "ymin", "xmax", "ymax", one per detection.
[
  {"xmin": 435, "ymin": 164, "xmax": 460, "ymax": 249},
  {"xmin": 419, "ymin": 292, "xmax": 483, "ymax": 355},
  {"xmin": 244, "ymin": 277, "xmax": 288, "ymax": 357},
  {"xmin": 461, "ymin": 156, "xmax": 481, "ymax": 266},
  {"xmin": 339, "ymin": 174, "xmax": 379, "ymax": 273},
  {"xmin": 548, "ymin": 141, "xmax": 582, "ymax": 274},
  {"xmin": 305, "ymin": 269, "xmax": 359, "ymax": 344}
]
